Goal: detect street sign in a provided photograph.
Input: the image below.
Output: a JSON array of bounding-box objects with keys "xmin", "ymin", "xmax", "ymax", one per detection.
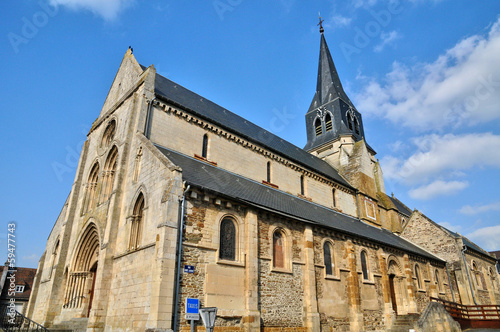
[
  {"xmin": 184, "ymin": 265, "xmax": 195, "ymax": 273},
  {"xmin": 185, "ymin": 298, "xmax": 199, "ymax": 321},
  {"xmin": 200, "ymin": 307, "xmax": 217, "ymax": 332}
]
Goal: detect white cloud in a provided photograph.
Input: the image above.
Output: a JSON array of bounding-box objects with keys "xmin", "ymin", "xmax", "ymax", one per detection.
[
  {"xmin": 330, "ymin": 14, "xmax": 352, "ymax": 28},
  {"xmin": 355, "ymin": 17, "xmax": 500, "ymax": 131},
  {"xmin": 381, "ymin": 133, "xmax": 500, "ymax": 184},
  {"xmin": 438, "ymin": 221, "xmax": 462, "ymax": 233},
  {"xmin": 48, "ymin": 0, "xmax": 133, "ymax": 20},
  {"xmin": 466, "ymin": 225, "xmax": 500, "ymax": 251},
  {"xmin": 409, "ymin": 180, "xmax": 468, "ymax": 200},
  {"xmin": 460, "ymin": 201, "xmax": 500, "ymax": 215},
  {"xmin": 374, "ymin": 30, "xmax": 400, "ymax": 52}
]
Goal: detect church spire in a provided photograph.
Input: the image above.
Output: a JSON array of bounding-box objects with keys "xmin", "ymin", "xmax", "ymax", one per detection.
[
  {"xmin": 304, "ymin": 28, "xmax": 365, "ymax": 152},
  {"xmin": 309, "ymin": 29, "xmax": 355, "ymax": 112}
]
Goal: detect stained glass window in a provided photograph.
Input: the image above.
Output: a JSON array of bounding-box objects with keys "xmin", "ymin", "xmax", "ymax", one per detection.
[{"xmin": 219, "ymin": 218, "xmax": 236, "ymax": 261}]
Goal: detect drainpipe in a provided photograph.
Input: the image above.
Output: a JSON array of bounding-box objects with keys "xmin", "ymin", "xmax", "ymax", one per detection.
[
  {"xmin": 461, "ymin": 245, "xmax": 478, "ymax": 305},
  {"xmin": 445, "ymin": 264, "xmax": 456, "ymax": 303},
  {"xmin": 172, "ymin": 182, "xmax": 191, "ymax": 331},
  {"xmin": 144, "ymin": 97, "xmax": 156, "ymax": 139}
]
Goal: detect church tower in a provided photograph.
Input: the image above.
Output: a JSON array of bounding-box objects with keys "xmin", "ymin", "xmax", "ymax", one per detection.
[
  {"xmin": 304, "ymin": 23, "xmax": 366, "ymax": 156},
  {"xmin": 305, "ymin": 21, "xmax": 394, "ymax": 228}
]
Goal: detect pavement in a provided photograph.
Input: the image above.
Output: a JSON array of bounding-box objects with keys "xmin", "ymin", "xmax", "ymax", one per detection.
[{"xmin": 464, "ymin": 329, "xmax": 500, "ymax": 332}]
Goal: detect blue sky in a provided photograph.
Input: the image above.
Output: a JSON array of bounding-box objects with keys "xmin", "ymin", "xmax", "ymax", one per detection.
[{"xmin": 1, "ymin": 0, "xmax": 500, "ymax": 268}]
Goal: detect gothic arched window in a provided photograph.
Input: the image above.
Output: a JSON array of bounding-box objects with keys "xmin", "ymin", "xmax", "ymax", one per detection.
[
  {"xmin": 267, "ymin": 161, "xmax": 271, "ymax": 183},
  {"xmin": 300, "ymin": 175, "xmax": 305, "ymax": 195},
  {"xmin": 324, "ymin": 242, "xmax": 334, "ymax": 276},
  {"xmin": 435, "ymin": 269, "xmax": 441, "ymax": 293},
  {"xmin": 325, "ymin": 114, "xmax": 333, "ymax": 132},
  {"xmin": 347, "ymin": 114, "xmax": 353, "ymax": 131},
  {"xmin": 219, "ymin": 218, "xmax": 236, "ymax": 261},
  {"xmin": 315, "ymin": 118, "xmax": 322, "ymax": 136},
  {"xmin": 83, "ymin": 163, "xmax": 99, "ymax": 214},
  {"xmin": 100, "ymin": 146, "xmax": 118, "ymax": 203},
  {"xmin": 354, "ymin": 118, "xmax": 360, "ymax": 135},
  {"xmin": 273, "ymin": 230, "xmax": 285, "ymax": 269},
  {"xmin": 101, "ymin": 120, "xmax": 116, "ymax": 148},
  {"xmin": 202, "ymin": 134, "xmax": 208, "ymax": 159},
  {"xmin": 361, "ymin": 250, "xmax": 369, "ymax": 280},
  {"xmin": 415, "ymin": 264, "xmax": 422, "ymax": 289},
  {"xmin": 332, "ymin": 189, "xmax": 336, "ymax": 207},
  {"xmin": 129, "ymin": 193, "xmax": 144, "ymax": 250}
]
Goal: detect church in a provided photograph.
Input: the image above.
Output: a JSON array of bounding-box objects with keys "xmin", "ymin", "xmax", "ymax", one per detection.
[{"xmin": 26, "ymin": 24, "xmax": 499, "ymax": 332}]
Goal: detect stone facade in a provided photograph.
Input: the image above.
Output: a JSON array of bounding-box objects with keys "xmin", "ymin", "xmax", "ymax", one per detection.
[
  {"xmin": 401, "ymin": 210, "xmax": 500, "ymax": 306},
  {"xmin": 26, "ymin": 32, "xmax": 498, "ymax": 332}
]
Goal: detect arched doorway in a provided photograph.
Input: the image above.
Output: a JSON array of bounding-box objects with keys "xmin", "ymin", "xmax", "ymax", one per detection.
[
  {"xmin": 63, "ymin": 223, "xmax": 99, "ymax": 317},
  {"xmin": 387, "ymin": 258, "xmax": 405, "ymax": 315}
]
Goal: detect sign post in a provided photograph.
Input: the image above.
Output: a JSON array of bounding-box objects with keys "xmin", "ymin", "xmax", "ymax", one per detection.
[
  {"xmin": 185, "ymin": 298, "xmax": 199, "ymax": 332},
  {"xmin": 199, "ymin": 307, "xmax": 217, "ymax": 332}
]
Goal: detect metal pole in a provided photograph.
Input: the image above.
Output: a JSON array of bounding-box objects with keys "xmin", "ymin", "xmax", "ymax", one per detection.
[{"xmin": 190, "ymin": 319, "xmax": 194, "ymax": 332}]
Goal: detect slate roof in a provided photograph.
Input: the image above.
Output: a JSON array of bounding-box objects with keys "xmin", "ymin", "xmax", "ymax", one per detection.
[
  {"xmin": 155, "ymin": 145, "xmax": 444, "ymax": 263},
  {"xmin": 389, "ymin": 196, "xmax": 413, "ymax": 217},
  {"xmin": 151, "ymin": 71, "xmax": 353, "ymax": 189}
]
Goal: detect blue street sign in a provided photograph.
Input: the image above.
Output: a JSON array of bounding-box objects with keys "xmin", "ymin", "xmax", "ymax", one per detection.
[
  {"xmin": 184, "ymin": 265, "xmax": 195, "ymax": 273},
  {"xmin": 186, "ymin": 298, "xmax": 200, "ymax": 320}
]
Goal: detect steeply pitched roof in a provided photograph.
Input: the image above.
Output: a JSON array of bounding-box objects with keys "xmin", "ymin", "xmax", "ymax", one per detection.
[
  {"xmin": 152, "ymin": 72, "xmax": 353, "ymax": 189},
  {"xmin": 308, "ymin": 33, "xmax": 355, "ymax": 113},
  {"xmin": 389, "ymin": 195, "xmax": 412, "ymax": 217},
  {"xmin": 156, "ymin": 145, "xmax": 444, "ymax": 263}
]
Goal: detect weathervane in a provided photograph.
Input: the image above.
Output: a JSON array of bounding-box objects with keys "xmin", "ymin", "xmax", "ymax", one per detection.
[{"xmin": 318, "ymin": 12, "xmax": 324, "ymax": 34}]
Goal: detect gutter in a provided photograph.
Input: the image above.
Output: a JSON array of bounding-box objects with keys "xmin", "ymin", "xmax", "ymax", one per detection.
[
  {"xmin": 172, "ymin": 182, "xmax": 190, "ymax": 331},
  {"xmin": 461, "ymin": 245, "xmax": 478, "ymax": 305}
]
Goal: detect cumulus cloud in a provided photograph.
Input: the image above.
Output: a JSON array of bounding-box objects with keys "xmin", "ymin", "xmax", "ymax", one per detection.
[
  {"xmin": 381, "ymin": 133, "xmax": 500, "ymax": 184},
  {"xmin": 48, "ymin": 0, "xmax": 133, "ymax": 20},
  {"xmin": 409, "ymin": 180, "xmax": 468, "ymax": 200},
  {"xmin": 374, "ymin": 30, "xmax": 400, "ymax": 52},
  {"xmin": 355, "ymin": 17, "xmax": 500, "ymax": 131},
  {"xmin": 460, "ymin": 201, "xmax": 500, "ymax": 215},
  {"xmin": 466, "ymin": 225, "xmax": 500, "ymax": 251}
]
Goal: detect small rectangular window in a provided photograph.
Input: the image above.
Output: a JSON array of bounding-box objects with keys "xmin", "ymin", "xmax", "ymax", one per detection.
[{"xmin": 15, "ymin": 285, "xmax": 24, "ymax": 293}]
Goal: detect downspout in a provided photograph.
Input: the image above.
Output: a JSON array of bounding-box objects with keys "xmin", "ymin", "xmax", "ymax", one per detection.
[
  {"xmin": 445, "ymin": 264, "xmax": 456, "ymax": 303},
  {"xmin": 461, "ymin": 245, "xmax": 478, "ymax": 305},
  {"xmin": 144, "ymin": 97, "xmax": 156, "ymax": 139},
  {"xmin": 172, "ymin": 182, "xmax": 191, "ymax": 331}
]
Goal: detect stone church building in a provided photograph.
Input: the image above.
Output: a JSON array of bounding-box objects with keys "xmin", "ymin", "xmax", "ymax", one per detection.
[{"xmin": 27, "ymin": 28, "xmax": 499, "ymax": 332}]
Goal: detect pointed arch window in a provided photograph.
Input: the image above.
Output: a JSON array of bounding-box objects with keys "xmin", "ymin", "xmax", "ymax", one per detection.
[
  {"xmin": 415, "ymin": 264, "xmax": 422, "ymax": 289},
  {"xmin": 219, "ymin": 218, "xmax": 236, "ymax": 261},
  {"xmin": 435, "ymin": 269, "xmax": 441, "ymax": 293},
  {"xmin": 273, "ymin": 230, "xmax": 285, "ymax": 269},
  {"xmin": 267, "ymin": 161, "xmax": 271, "ymax": 183},
  {"xmin": 315, "ymin": 118, "xmax": 322, "ymax": 136},
  {"xmin": 347, "ymin": 115, "xmax": 353, "ymax": 131},
  {"xmin": 101, "ymin": 120, "xmax": 116, "ymax": 148},
  {"xmin": 300, "ymin": 175, "xmax": 305, "ymax": 196},
  {"xmin": 83, "ymin": 163, "xmax": 99, "ymax": 214},
  {"xmin": 361, "ymin": 250, "xmax": 369, "ymax": 280},
  {"xmin": 202, "ymin": 134, "xmax": 208, "ymax": 159},
  {"xmin": 324, "ymin": 242, "xmax": 334, "ymax": 276},
  {"xmin": 354, "ymin": 118, "xmax": 360, "ymax": 135},
  {"xmin": 332, "ymin": 189, "xmax": 336, "ymax": 207},
  {"xmin": 472, "ymin": 261, "xmax": 480, "ymax": 288},
  {"xmin": 100, "ymin": 146, "xmax": 118, "ymax": 203},
  {"xmin": 325, "ymin": 113, "xmax": 333, "ymax": 132},
  {"xmin": 129, "ymin": 193, "xmax": 145, "ymax": 250}
]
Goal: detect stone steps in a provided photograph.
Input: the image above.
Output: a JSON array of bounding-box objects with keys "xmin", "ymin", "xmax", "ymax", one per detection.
[{"xmin": 388, "ymin": 314, "xmax": 420, "ymax": 332}]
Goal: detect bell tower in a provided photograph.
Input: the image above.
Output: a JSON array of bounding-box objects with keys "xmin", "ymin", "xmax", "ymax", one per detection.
[
  {"xmin": 304, "ymin": 20, "xmax": 388, "ymax": 217},
  {"xmin": 304, "ymin": 21, "xmax": 367, "ymax": 158}
]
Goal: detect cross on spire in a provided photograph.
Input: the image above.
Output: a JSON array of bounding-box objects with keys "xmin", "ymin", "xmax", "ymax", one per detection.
[{"xmin": 318, "ymin": 13, "xmax": 324, "ymax": 34}]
